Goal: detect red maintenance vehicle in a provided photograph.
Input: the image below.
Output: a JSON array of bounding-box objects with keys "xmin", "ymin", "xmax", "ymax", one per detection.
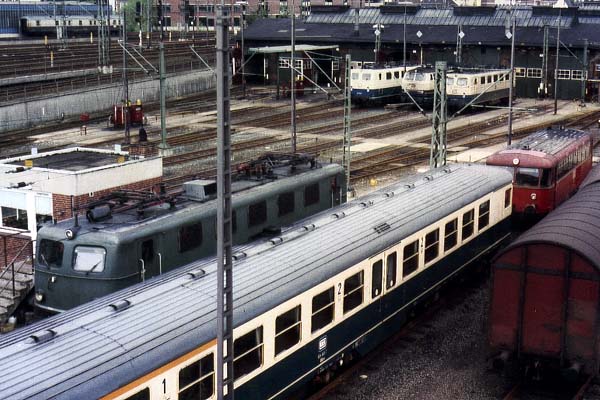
[
  {"xmin": 488, "ymin": 166, "xmax": 600, "ymax": 381},
  {"xmin": 110, "ymin": 99, "xmax": 144, "ymax": 128},
  {"xmin": 486, "ymin": 126, "xmax": 592, "ymax": 219}
]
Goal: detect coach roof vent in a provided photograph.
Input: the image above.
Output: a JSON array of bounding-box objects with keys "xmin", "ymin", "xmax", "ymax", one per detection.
[
  {"xmin": 187, "ymin": 269, "xmax": 206, "ymax": 279},
  {"xmin": 109, "ymin": 299, "xmax": 131, "ymax": 312},
  {"xmin": 374, "ymin": 222, "xmax": 391, "ymax": 234},
  {"xmin": 30, "ymin": 329, "xmax": 56, "ymax": 344}
]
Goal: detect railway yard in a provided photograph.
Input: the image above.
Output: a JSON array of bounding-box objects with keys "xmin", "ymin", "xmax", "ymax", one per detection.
[{"xmin": 2, "ymin": 30, "xmax": 600, "ymax": 400}]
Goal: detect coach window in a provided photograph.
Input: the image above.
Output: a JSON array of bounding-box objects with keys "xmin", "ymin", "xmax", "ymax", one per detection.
[
  {"xmin": 343, "ymin": 271, "xmax": 364, "ymax": 314},
  {"xmin": 444, "ymin": 219, "xmax": 458, "ymax": 251},
  {"xmin": 36, "ymin": 20, "xmax": 41, "ymax": 26},
  {"xmin": 386, "ymin": 72, "xmax": 392, "ymax": 80},
  {"xmin": 402, "ymin": 240, "xmax": 419, "ymax": 277},
  {"xmin": 394, "ymin": 71, "xmax": 400, "ymax": 79},
  {"xmin": 504, "ymin": 188, "xmax": 512, "ymax": 208},
  {"xmin": 363, "ymin": 73, "xmax": 371, "ymax": 81},
  {"xmin": 304, "ymin": 183, "xmax": 320, "ymax": 207},
  {"xmin": 515, "ymin": 167, "xmax": 539, "ymax": 187},
  {"xmin": 179, "ymin": 222, "xmax": 203, "ymax": 252},
  {"xmin": 275, "ymin": 305, "xmax": 302, "ymax": 355},
  {"xmin": 424, "ymin": 229, "xmax": 439, "ymax": 264},
  {"xmin": 248, "ymin": 201, "xmax": 267, "ymax": 227},
  {"xmin": 178, "ymin": 354, "xmax": 214, "ymax": 400},
  {"xmin": 371, "ymin": 260, "xmax": 383, "ymax": 298},
  {"xmin": 386, "ymin": 252, "xmax": 397, "ymax": 289},
  {"xmin": 378, "ymin": 73, "xmax": 382, "ymax": 80},
  {"xmin": 123, "ymin": 388, "xmax": 149, "ymax": 400},
  {"xmin": 478, "ymin": 201, "xmax": 490, "ymax": 230},
  {"xmin": 278, "ymin": 191, "xmax": 295, "ymax": 216},
  {"xmin": 234, "ymin": 327, "xmax": 263, "ymax": 380},
  {"xmin": 311, "ymin": 287, "xmax": 334, "ymax": 332},
  {"xmin": 462, "ymin": 210, "xmax": 474, "ymax": 240}
]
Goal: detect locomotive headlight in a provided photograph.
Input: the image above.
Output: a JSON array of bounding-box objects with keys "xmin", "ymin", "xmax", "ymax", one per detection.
[
  {"xmin": 35, "ymin": 291, "xmax": 44, "ymax": 303},
  {"xmin": 530, "ymin": 193, "xmax": 537, "ymax": 200},
  {"xmin": 65, "ymin": 226, "xmax": 80, "ymax": 240}
]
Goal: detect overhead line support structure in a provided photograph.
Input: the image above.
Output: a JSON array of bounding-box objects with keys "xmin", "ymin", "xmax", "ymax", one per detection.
[
  {"xmin": 216, "ymin": 6, "xmax": 234, "ymax": 400},
  {"xmin": 430, "ymin": 61, "xmax": 447, "ymax": 170}
]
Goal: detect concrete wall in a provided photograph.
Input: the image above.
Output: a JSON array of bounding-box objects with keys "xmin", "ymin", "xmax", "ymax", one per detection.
[{"xmin": 0, "ymin": 69, "xmax": 216, "ymax": 133}]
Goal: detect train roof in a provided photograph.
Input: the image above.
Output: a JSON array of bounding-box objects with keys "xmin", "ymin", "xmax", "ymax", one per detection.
[
  {"xmin": 450, "ymin": 68, "xmax": 510, "ymax": 76},
  {"xmin": 497, "ymin": 166, "xmax": 600, "ymax": 271},
  {"xmin": 0, "ymin": 164, "xmax": 511, "ymax": 399},
  {"xmin": 37, "ymin": 162, "xmax": 343, "ymax": 242},
  {"xmin": 486, "ymin": 127, "xmax": 589, "ymax": 167}
]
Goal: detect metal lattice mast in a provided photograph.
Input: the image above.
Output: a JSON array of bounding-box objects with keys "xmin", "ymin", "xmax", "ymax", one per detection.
[
  {"xmin": 122, "ymin": 1, "xmax": 130, "ymax": 144},
  {"xmin": 216, "ymin": 6, "xmax": 234, "ymax": 400},
  {"xmin": 541, "ymin": 24, "xmax": 549, "ymax": 97},
  {"xmin": 342, "ymin": 54, "xmax": 352, "ymax": 196},
  {"xmin": 159, "ymin": 41, "xmax": 168, "ymax": 151},
  {"xmin": 290, "ymin": 0, "xmax": 297, "ymax": 153},
  {"xmin": 553, "ymin": 11, "xmax": 561, "ymax": 115},
  {"xmin": 507, "ymin": 18, "xmax": 515, "ymax": 145},
  {"xmin": 430, "ymin": 61, "xmax": 447, "ymax": 170},
  {"xmin": 582, "ymin": 38, "xmax": 588, "ymax": 102}
]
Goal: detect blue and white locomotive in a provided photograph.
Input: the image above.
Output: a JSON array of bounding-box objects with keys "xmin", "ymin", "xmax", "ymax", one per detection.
[
  {"xmin": 0, "ymin": 163, "xmax": 512, "ymax": 400},
  {"xmin": 350, "ymin": 62, "xmax": 419, "ymax": 106},
  {"xmin": 34, "ymin": 155, "xmax": 345, "ymax": 313}
]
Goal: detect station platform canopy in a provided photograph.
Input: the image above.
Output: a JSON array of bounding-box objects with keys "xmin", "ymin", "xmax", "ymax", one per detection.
[{"xmin": 248, "ymin": 44, "xmax": 339, "ymax": 54}]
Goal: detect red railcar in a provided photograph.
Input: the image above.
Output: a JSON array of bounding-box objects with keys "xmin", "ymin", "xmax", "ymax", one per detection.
[
  {"xmin": 489, "ymin": 168, "xmax": 600, "ymax": 380},
  {"xmin": 486, "ymin": 127, "xmax": 592, "ymax": 218},
  {"xmin": 110, "ymin": 100, "xmax": 144, "ymax": 128}
]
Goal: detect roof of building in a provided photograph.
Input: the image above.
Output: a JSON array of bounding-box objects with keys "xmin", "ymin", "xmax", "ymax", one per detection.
[
  {"xmin": 244, "ymin": 6, "xmax": 600, "ymax": 48},
  {"xmin": 4, "ymin": 150, "xmax": 130, "ymax": 172}
]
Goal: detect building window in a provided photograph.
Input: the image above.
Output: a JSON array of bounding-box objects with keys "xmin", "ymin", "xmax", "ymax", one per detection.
[
  {"xmin": 402, "ymin": 240, "xmax": 419, "ymax": 277},
  {"xmin": 279, "ymin": 58, "xmax": 290, "ymax": 68},
  {"xmin": 179, "ymin": 222, "xmax": 203, "ymax": 252},
  {"xmin": 444, "ymin": 219, "xmax": 458, "ymax": 251},
  {"xmin": 527, "ymin": 68, "xmax": 542, "ymax": 78},
  {"xmin": 1, "ymin": 207, "xmax": 27, "ymax": 230},
  {"xmin": 278, "ymin": 192, "xmax": 295, "ymax": 216},
  {"xmin": 386, "ymin": 252, "xmax": 397, "ymax": 289},
  {"xmin": 424, "ymin": 229, "xmax": 439, "ymax": 264},
  {"xmin": 371, "ymin": 260, "xmax": 383, "ymax": 298},
  {"xmin": 124, "ymin": 388, "xmax": 150, "ymax": 400},
  {"xmin": 332, "ymin": 60, "xmax": 339, "ymax": 70},
  {"xmin": 304, "ymin": 183, "xmax": 320, "ymax": 207},
  {"xmin": 571, "ymin": 70, "xmax": 583, "ymax": 80},
  {"xmin": 505, "ymin": 188, "xmax": 512, "ymax": 208},
  {"xmin": 343, "ymin": 271, "xmax": 364, "ymax": 314},
  {"xmin": 557, "ymin": 69, "xmax": 570, "ymax": 80},
  {"xmin": 478, "ymin": 201, "xmax": 490, "ymax": 230},
  {"xmin": 179, "ymin": 354, "xmax": 214, "ymax": 400},
  {"xmin": 311, "ymin": 287, "xmax": 334, "ymax": 332},
  {"xmin": 462, "ymin": 209, "xmax": 475, "ymax": 240},
  {"xmin": 234, "ymin": 327, "xmax": 263, "ymax": 380},
  {"xmin": 248, "ymin": 201, "xmax": 267, "ymax": 227},
  {"xmin": 275, "ymin": 305, "xmax": 301, "ymax": 355},
  {"xmin": 515, "ymin": 67, "xmax": 526, "ymax": 77}
]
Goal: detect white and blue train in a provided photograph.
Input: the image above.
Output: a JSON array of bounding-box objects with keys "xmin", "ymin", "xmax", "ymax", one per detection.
[
  {"xmin": 402, "ymin": 66, "xmax": 512, "ymax": 109},
  {"xmin": 0, "ymin": 164, "xmax": 513, "ymax": 400},
  {"xmin": 350, "ymin": 62, "xmax": 419, "ymax": 106}
]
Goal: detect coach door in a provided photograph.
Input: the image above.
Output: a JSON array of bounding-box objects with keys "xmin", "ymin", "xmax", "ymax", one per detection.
[
  {"xmin": 370, "ymin": 257, "xmax": 384, "ymax": 313},
  {"xmin": 137, "ymin": 236, "xmax": 162, "ymax": 281}
]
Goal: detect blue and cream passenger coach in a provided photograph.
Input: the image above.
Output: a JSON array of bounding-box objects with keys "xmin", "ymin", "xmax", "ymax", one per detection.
[{"xmin": 0, "ymin": 164, "xmax": 512, "ymax": 400}]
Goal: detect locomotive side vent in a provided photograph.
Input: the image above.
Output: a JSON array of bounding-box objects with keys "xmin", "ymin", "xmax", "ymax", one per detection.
[{"xmin": 374, "ymin": 222, "xmax": 391, "ymax": 234}]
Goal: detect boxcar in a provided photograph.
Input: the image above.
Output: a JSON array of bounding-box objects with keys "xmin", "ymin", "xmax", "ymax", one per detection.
[
  {"xmin": 489, "ymin": 166, "xmax": 600, "ymax": 380},
  {"xmin": 486, "ymin": 126, "xmax": 592, "ymax": 219},
  {"xmin": 0, "ymin": 164, "xmax": 512, "ymax": 400}
]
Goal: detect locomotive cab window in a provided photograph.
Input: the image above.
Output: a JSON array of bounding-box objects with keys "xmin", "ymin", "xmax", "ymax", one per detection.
[
  {"xmin": 278, "ymin": 191, "xmax": 295, "ymax": 216},
  {"xmin": 38, "ymin": 239, "xmax": 64, "ymax": 267},
  {"xmin": 179, "ymin": 353, "xmax": 214, "ymax": 400},
  {"xmin": 351, "ymin": 73, "xmax": 359, "ymax": 80},
  {"xmin": 515, "ymin": 167, "xmax": 540, "ymax": 187},
  {"xmin": 457, "ymin": 78, "xmax": 467, "ymax": 86},
  {"xmin": 371, "ymin": 260, "xmax": 383, "ymax": 298},
  {"xmin": 478, "ymin": 201, "xmax": 490, "ymax": 230},
  {"xmin": 394, "ymin": 71, "xmax": 400, "ymax": 79},
  {"xmin": 447, "ymin": 77, "xmax": 454, "ymax": 85},
  {"xmin": 275, "ymin": 305, "xmax": 301, "ymax": 355},
  {"xmin": 179, "ymin": 222, "xmax": 203, "ymax": 252},
  {"xmin": 424, "ymin": 229, "xmax": 439, "ymax": 264},
  {"xmin": 311, "ymin": 287, "xmax": 334, "ymax": 332},
  {"xmin": 304, "ymin": 183, "xmax": 320, "ymax": 207},
  {"xmin": 124, "ymin": 388, "xmax": 149, "ymax": 400},
  {"xmin": 234, "ymin": 327, "xmax": 263, "ymax": 380},
  {"xmin": 386, "ymin": 252, "xmax": 397, "ymax": 289},
  {"xmin": 248, "ymin": 201, "xmax": 267, "ymax": 227},
  {"xmin": 73, "ymin": 246, "xmax": 106, "ymax": 273},
  {"xmin": 462, "ymin": 210, "xmax": 474, "ymax": 240},
  {"xmin": 444, "ymin": 219, "xmax": 458, "ymax": 251},
  {"xmin": 402, "ymin": 240, "xmax": 419, "ymax": 277},
  {"xmin": 540, "ymin": 169, "xmax": 553, "ymax": 187},
  {"xmin": 343, "ymin": 271, "xmax": 364, "ymax": 314}
]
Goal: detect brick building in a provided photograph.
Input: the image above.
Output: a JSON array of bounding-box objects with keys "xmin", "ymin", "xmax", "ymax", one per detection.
[{"xmin": 0, "ymin": 147, "xmax": 163, "ymax": 263}]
